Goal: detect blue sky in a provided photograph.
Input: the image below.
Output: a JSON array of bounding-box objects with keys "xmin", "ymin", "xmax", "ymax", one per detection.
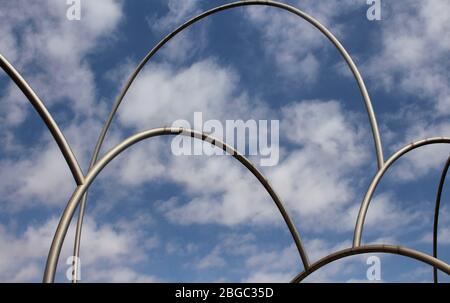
[{"xmin": 0, "ymin": 0, "xmax": 449, "ymax": 282}]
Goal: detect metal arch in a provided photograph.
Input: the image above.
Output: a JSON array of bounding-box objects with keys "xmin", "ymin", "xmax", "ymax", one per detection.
[
  {"xmin": 290, "ymin": 244, "xmax": 450, "ymax": 283},
  {"xmin": 72, "ymin": 0, "xmax": 385, "ymax": 282},
  {"xmin": 87, "ymin": 0, "xmax": 384, "ymax": 171},
  {"xmin": 353, "ymin": 137, "xmax": 450, "ymax": 247},
  {"xmin": 0, "ymin": 54, "xmax": 85, "ymax": 185},
  {"xmin": 433, "ymin": 155, "xmax": 450, "ymax": 283},
  {"xmin": 43, "ymin": 127, "xmax": 310, "ymax": 282}
]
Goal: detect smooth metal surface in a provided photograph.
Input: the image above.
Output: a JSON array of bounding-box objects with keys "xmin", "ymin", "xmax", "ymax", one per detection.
[
  {"xmin": 0, "ymin": 54, "xmax": 85, "ymax": 186},
  {"xmin": 1, "ymin": 54, "xmax": 86, "ymax": 282},
  {"xmin": 433, "ymin": 155, "xmax": 450, "ymax": 283},
  {"xmin": 43, "ymin": 127, "xmax": 310, "ymax": 282},
  {"xmin": 353, "ymin": 137, "xmax": 450, "ymax": 247},
  {"xmin": 291, "ymin": 244, "xmax": 450, "ymax": 283},
  {"xmin": 72, "ymin": 0, "xmax": 385, "ymax": 282}
]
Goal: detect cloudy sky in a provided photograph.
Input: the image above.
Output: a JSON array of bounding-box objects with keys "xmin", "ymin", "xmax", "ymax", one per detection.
[{"xmin": 0, "ymin": 0, "xmax": 449, "ymax": 282}]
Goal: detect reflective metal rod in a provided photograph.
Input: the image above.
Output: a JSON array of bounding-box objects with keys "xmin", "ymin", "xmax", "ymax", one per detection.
[
  {"xmin": 44, "ymin": 127, "xmax": 310, "ymax": 282},
  {"xmin": 291, "ymin": 244, "xmax": 450, "ymax": 283},
  {"xmin": 0, "ymin": 54, "xmax": 84, "ymax": 185},
  {"xmin": 73, "ymin": 0, "xmax": 385, "ymax": 282},
  {"xmin": 433, "ymin": 155, "xmax": 450, "ymax": 283},
  {"xmin": 1, "ymin": 54, "xmax": 86, "ymax": 283},
  {"xmin": 353, "ymin": 137, "xmax": 450, "ymax": 247}
]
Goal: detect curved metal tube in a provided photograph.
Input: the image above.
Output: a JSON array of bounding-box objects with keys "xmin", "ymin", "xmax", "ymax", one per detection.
[
  {"xmin": 44, "ymin": 127, "xmax": 310, "ymax": 282},
  {"xmin": 72, "ymin": 0, "xmax": 385, "ymax": 282},
  {"xmin": 433, "ymin": 155, "xmax": 450, "ymax": 283},
  {"xmin": 1, "ymin": 54, "xmax": 86, "ymax": 282},
  {"xmin": 353, "ymin": 137, "xmax": 450, "ymax": 247},
  {"xmin": 291, "ymin": 244, "xmax": 450, "ymax": 283},
  {"xmin": 0, "ymin": 54, "xmax": 84, "ymax": 185}
]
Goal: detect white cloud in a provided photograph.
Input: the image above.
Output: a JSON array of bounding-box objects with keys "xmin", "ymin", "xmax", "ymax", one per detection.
[
  {"xmin": 0, "ymin": 0, "xmax": 123, "ymax": 128},
  {"xmin": 246, "ymin": 244, "xmax": 296, "ymax": 271},
  {"xmin": 281, "ymin": 100, "xmax": 367, "ymax": 163},
  {"xmin": 153, "ymin": 98, "xmax": 420, "ymax": 239},
  {"xmin": 148, "ymin": 0, "xmax": 201, "ymax": 32},
  {"xmin": 110, "ymin": 141, "xmax": 167, "ymax": 186},
  {"xmin": 196, "ymin": 248, "xmax": 226, "ymax": 270},
  {"xmin": 0, "ymin": 142, "xmax": 74, "ymax": 209},
  {"xmin": 118, "ymin": 58, "xmax": 253, "ymax": 130},
  {"xmin": 270, "ymin": 100, "xmax": 369, "ymax": 230},
  {"xmin": 159, "ymin": 155, "xmax": 277, "ymax": 226},
  {"xmin": 0, "ymin": 0, "xmax": 124, "ymax": 211},
  {"xmin": 0, "ymin": 116, "xmax": 109, "ymax": 210}
]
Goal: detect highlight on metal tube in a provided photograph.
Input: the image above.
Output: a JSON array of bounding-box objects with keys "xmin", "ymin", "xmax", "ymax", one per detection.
[
  {"xmin": 71, "ymin": 0, "xmax": 385, "ymax": 283},
  {"xmin": 44, "ymin": 127, "xmax": 310, "ymax": 282}
]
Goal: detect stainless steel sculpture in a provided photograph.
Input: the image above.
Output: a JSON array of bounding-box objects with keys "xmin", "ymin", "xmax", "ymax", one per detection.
[{"xmin": 0, "ymin": 0, "xmax": 448, "ymax": 283}]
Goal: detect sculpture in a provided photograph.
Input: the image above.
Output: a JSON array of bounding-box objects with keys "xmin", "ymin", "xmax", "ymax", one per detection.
[{"xmin": 0, "ymin": 1, "xmax": 448, "ymax": 283}]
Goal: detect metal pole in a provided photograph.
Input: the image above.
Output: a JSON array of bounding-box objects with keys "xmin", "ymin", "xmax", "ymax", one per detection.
[
  {"xmin": 0, "ymin": 54, "xmax": 85, "ymax": 186},
  {"xmin": 353, "ymin": 137, "xmax": 450, "ymax": 247},
  {"xmin": 44, "ymin": 127, "xmax": 310, "ymax": 282},
  {"xmin": 432, "ymin": 155, "xmax": 450, "ymax": 283}
]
